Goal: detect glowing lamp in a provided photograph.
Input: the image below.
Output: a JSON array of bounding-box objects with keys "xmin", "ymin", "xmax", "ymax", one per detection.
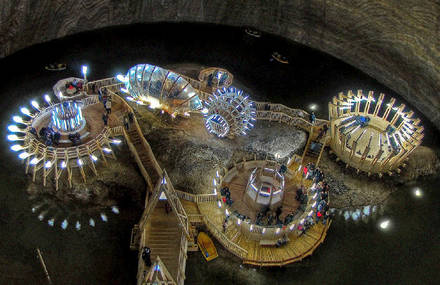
[
  {"xmin": 10, "ymin": 144, "xmax": 23, "ymax": 151},
  {"xmin": 82, "ymin": 65, "xmax": 88, "ymax": 76},
  {"xmin": 31, "ymin": 100, "xmax": 40, "ymax": 110},
  {"xmin": 8, "ymin": 125, "xmax": 24, "ymax": 133},
  {"xmin": 20, "ymin": 107, "xmax": 31, "ymax": 116},
  {"xmin": 7, "ymin": 134, "xmax": 20, "ymax": 141},
  {"xmin": 12, "ymin": 116, "xmax": 24, "ymax": 123},
  {"xmin": 116, "ymin": 74, "xmax": 127, "ymax": 82},
  {"xmin": 18, "ymin": 152, "xmax": 30, "ymax": 159},
  {"xmin": 379, "ymin": 220, "xmax": 390, "ymax": 229}
]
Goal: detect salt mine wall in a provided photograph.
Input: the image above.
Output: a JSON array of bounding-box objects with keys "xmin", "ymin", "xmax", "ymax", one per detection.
[{"xmin": 1, "ymin": 0, "xmax": 439, "ymax": 129}]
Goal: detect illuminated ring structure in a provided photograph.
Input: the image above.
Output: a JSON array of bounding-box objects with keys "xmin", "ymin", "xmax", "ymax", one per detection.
[
  {"xmin": 328, "ymin": 90, "xmax": 424, "ymax": 175},
  {"xmin": 204, "ymin": 87, "xmax": 256, "ymax": 138},
  {"xmin": 217, "ymin": 161, "xmax": 326, "ymax": 240},
  {"xmin": 51, "ymin": 101, "xmax": 85, "ymax": 133},
  {"xmin": 7, "ymin": 93, "xmax": 121, "ymax": 190},
  {"xmin": 198, "ymin": 67, "xmax": 233, "ymax": 91},
  {"xmin": 118, "ymin": 64, "xmax": 203, "ymax": 114},
  {"xmin": 245, "ymin": 167, "xmax": 285, "ymax": 211}
]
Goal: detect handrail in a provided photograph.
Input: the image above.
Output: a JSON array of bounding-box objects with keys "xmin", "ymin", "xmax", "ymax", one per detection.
[
  {"xmin": 202, "ymin": 215, "xmax": 248, "ymax": 259},
  {"xmin": 243, "ymin": 221, "xmax": 332, "ymax": 266}
]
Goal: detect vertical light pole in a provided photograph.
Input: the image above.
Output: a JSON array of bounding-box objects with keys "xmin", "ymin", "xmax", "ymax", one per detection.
[{"xmin": 82, "ymin": 65, "xmax": 88, "ymax": 82}]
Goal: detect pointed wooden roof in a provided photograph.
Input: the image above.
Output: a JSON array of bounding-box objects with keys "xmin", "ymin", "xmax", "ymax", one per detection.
[{"xmin": 144, "ymin": 256, "xmax": 177, "ymax": 285}]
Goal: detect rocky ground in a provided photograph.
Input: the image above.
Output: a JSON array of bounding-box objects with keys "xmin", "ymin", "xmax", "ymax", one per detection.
[
  {"xmin": 321, "ymin": 146, "xmax": 440, "ymax": 209},
  {"xmin": 140, "ymin": 111, "xmax": 307, "ymax": 194}
]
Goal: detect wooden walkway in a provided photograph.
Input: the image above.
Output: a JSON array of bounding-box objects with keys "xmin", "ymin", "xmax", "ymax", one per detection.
[
  {"xmin": 197, "ymin": 194, "xmax": 330, "ymax": 266},
  {"xmin": 84, "ymin": 78, "xmax": 333, "ymax": 283}
]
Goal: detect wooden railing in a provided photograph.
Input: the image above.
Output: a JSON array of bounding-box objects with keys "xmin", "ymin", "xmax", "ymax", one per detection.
[
  {"xmin": 202, "ymin": 215, "xmax": 248, "ymax": 259},
  {"xmin": 176, "ymin": 232, "xmax": 188, "ymax": 285},
  {"xmin": 174, "ymin": 189, "xmax": 218, "ymax": 203}
]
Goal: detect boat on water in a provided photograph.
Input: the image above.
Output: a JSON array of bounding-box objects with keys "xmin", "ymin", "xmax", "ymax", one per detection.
[
  {"xmin": 45, "ymin": 63, "xmax": 67, "ymax": 71},
  {"xmin": 197, "ymin": 232, "xmax": 218, "ymax": 261}
]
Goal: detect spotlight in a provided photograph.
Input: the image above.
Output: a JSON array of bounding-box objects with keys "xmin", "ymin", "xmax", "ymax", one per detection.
[
  {"xmin": 309, "ymin": 104, "xmax": 318, "ymax": 111},
  {"xmin": 8, "ymin": 125, "xmax": 24, "ymax": 133},
  {"xmin": 20, "ymin": 107, "xmax": 31, "ymax": 116},
  {"xmin": 10, "ymin": 144, "xmax": 24, "ymax": 151},
  {"xmin": 7, "ymin": 134, "xmax": 21, "ymax": 141},
  {"xmin": 12, "ymin": 116, "xmax": 24, "ymax": 123},
  {"xmin": 116, "ymin": 74, "xmax": 127, "ymax": 82},
  {"xmin": 379, "ymin": 219, "xmax": 390, "ymax": 230},
  {"xmin": 413, "ymin": 187, "xmax": 423, "ymax": 198},
  {"xmin": 44, "ymin": 94, "xmax": 51, "ymax": 104},
  {"xmin": 18, "ymin": 152, "xmax": 30, "ymax": 159},
  {"xmin": 31, "ymin": 100, "xmax": 40, "ymax": 110}
]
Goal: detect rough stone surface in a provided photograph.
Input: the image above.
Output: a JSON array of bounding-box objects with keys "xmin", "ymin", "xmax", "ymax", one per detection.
[
  {"xmin": 141, "ymin": 113, "xmax": 307, "ymax": 194},
  {"xmin": 1, "ymin": 0, "xmax": 439, "ymax": 130},
  {"xmin": 393, "ymin": 146, "xmax": 440, "ymax": 183},
  {"xmin": 27, "ymin": 146, "xmax": 146, "ymax": 215},
  {"xmin": 320, "ymin": 146, "xmax": 440, "ymax": 208}
]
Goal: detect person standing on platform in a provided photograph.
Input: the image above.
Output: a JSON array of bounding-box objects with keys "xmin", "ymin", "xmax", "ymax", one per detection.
[
  {"xmin": 142, "ymin": 247, "xmax": 152, "ymax": 267},
  {"xmin": 105, "ymin": 99, "xmax": 112, "ymax": 114},
  {"xmin": 310, "ymin": 111, "xmax": 316, "ymax": 125},
  {"xmin": 102, "ymin": 113, "xmax": 108, "ymax": 126},
  {"xmin": 124, "ymin": 116, "xmax": 130, "ymax": 130}
]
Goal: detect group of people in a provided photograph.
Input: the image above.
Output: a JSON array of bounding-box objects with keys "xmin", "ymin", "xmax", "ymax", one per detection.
[
  {"xmin": 220, "ymin": 187, "xmax": 233, "ymax": 206},
  {"xmin": 65, "ymin": 79, "xmax": 83, "ymax": 94},
  {"xmin": 68, "ymin": 132, "xmax": 81, "ymax": 145},
  {"xmin": 38, "ymin": 127, "xmax": 61, "ymax": 146},
  {"xmin": 255, "ymin": 206, "xmax": 283, "ymax": 226}
]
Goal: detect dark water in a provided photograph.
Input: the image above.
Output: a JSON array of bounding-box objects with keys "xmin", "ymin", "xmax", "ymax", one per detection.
[{"xmin": 0, "ymin": 23, "xmax": 439, "ymax": 284}]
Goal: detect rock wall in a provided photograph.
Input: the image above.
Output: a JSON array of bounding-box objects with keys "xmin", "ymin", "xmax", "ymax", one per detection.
[{"xmin": 1, "ymin": 0, "xmax": 439, "ymax": 129}]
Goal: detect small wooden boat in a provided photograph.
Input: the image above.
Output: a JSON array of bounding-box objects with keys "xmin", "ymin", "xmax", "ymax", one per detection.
[
  {"xmin": 45, "ymin": 63, "xmax": 67, "ymax": 71},
  {"xmin": 244, "ymin": 28, "xmax": 262, "ymax": 38},
  {"xmin": 271, "ymin": 52, "xmax": 289, "ymax": 64},
  {"xmin": 197, "ymin": 232, "xmax": 218, "ymax": 261}
]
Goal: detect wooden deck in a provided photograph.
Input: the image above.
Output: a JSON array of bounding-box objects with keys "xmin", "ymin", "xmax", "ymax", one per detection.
[{"xmin": 198, "ymin": 199, "xmax": 330, "ymax": 266}]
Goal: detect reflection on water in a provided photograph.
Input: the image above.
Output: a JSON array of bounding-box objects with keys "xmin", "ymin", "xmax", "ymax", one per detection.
[{"xmin": 30, "ymin": 194, "xmax": 119, "ymax": 230}]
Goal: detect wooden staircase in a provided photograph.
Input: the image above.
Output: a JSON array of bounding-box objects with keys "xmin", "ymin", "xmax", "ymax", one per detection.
[
  {"xmin": 143, "ymin": 202, "xmax": 182, "ymax": 283},
  {"xmin": 127, "ymin": 128, "xmax": 161, "ymax": 184}
]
